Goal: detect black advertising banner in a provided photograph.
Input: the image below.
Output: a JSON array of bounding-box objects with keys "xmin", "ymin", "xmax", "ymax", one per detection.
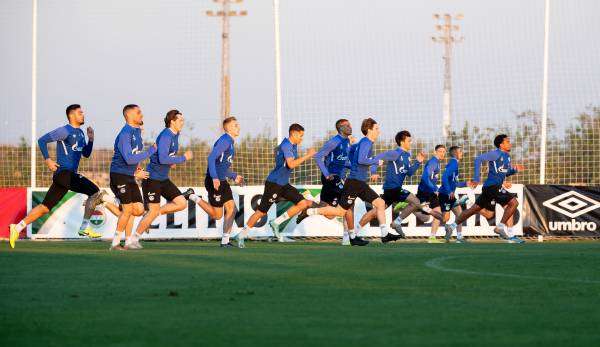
[{"xmin": 524, "ymin": 185, "xmax": 600, "ymax": 236}]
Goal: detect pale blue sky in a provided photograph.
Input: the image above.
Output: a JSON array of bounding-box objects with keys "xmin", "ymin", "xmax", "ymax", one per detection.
[{"xmin": 1, "ymin": 0, "xmax": 599, "ymax": 147}]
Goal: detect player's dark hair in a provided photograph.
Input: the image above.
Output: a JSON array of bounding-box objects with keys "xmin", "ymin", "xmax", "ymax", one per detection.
[
  {"xmin": 435, "ymin": 144, "xmax": 446, "ymax": 151},
  {"xmin": 361, "ymin": 118, "xmax": 377, "ymax": 135},
  {"xmin": 223, "ymin": 116, "xmax": 237, "ymax": 128},
  {"xmin": 122, "ymin": 104, "xmax": 139, "ymax": 117},
  {"xmin": 395, "ymin": 130, "xmax": 411, "ymax": 146},
  {"xmin": 289, "ymin": 123, "xmax": 304, "ymax": 133},
  {"xmin": 449, "ymin": 146, "xmax": 461, "ymax": 157},
  {"xmin": 164, "ymin": 109, "xmax": 182, "ymax": 128},
  {"xmin": 335, "ymin": 118, "xmax": 349, "ymax": 132},
  {"xmin": 494, "ymin": 134, "xmax": 508, "ymax": 148},
  {"xmin": 65, "ymin": 104, "xmax": 81, "ymax": 119}
]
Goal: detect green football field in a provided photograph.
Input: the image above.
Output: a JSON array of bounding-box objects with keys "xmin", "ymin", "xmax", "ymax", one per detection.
[{"xmin": 2, "ymin": 240, "xmax": 600, "ymax": 346}]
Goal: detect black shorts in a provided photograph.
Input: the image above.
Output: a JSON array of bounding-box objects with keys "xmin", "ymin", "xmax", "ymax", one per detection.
[
  {"xmin": 439, "ymin": 193, "xmax": 457, "ymax": 212},
  {"xmin": 381, "ymin": 188, "xmax": 411, "ymax": 207},
  {"xmin": 42, "ymin": 170, "xmax": 99, "ymax": 210},
  {"xmin": 339, "ymin": 179, "xmax": 380, "ymax": 210},
  {"xmin": 416, "ymin": 189, "xmax": 440, "ymax": 209},
  {"xmin": 142, "ymin": 178, "xmax": 182, "ymax": 205},
  {"xmin": 475, "ymin": 184, "xmax": 517, "ymax": 211},
  {"xmin": 204, "ymin": 175, "xmax": 234, "ymax": 207},
  {"xmin": 257, "ymin": 181, "xmax": 304, "ymax": 213},
  {"xmin": 320, "ymin": 174, "xmax": 344, "ymax": 206},
  {"xmin": 110, "ymin": 172, "xmax": 143, "ymax": 205}
]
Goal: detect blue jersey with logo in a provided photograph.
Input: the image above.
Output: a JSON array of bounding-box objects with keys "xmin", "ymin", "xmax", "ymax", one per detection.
[
  {"xmin": 147, "ymin": 128, "xmax": 186, "ymax": 181},
  {"xmin": 110, "ymin": 124, "xmax": 156, "ymax": 176},
  {"xmin": 314, "ymin": 134, "xmax": 351, "ymax": 178},
  {"xmin": 474, "ymin": 149, "xmax": 518, "ymax": 187},
  {"xmin": 439, "ymin": 158, "xmax": 467, "ymax": 195},
  {"xmin": 347, "ymin": 137, "xmax": 379, "ymax": 181},
  {"xmin": 266, "ymin": 138, "xmax": 297, "ymax": 185},
  {"xmin": 207, "ymin": 133, "xmax": 237, "ymax": 181},
  {"xmin": 418, "ymin": 156, "xmax": 441, "ymax": 193},
  {"xmin": 377, "ymin": 148, "xmax": 421, "ymax": 190},
  {"xmin": 38, "ymin": 124, "xmax": 93, "ymax": 173}
]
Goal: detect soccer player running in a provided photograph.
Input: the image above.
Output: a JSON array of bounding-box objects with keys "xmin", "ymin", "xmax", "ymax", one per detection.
[
  {"xmin": 445, "ymin": 134, "xmax": 525, "ymax": 243},
  {"xmin": 353, "ymin": 130, "xmax": 426, "ymax": 238},
  {"xmin": 416, "ymin": 145, "xmax": 448, "ymax": 243},
  {"xmin": 123, "ymin": 109, "xmax": 193, "ymax": 249},
  {"xmin": 187, "ymin": 116, "xmax": 244, "ymax": 248},
  {"xmin": 9, "ymin": 104, "xmax": 105, "ymax": 248},
  {"xmin": 304, "ymin": 118, "xmax": 399, "ymax": 245},
  {"xmin": 438, "ymin": 146, "xmax": 472, "ymax": 243},
  {"xmin": 108, "ymin": 104, "xmax": 156, "ymax": 250},
  {"xmin": 297, "ymin": 118, "xmax": 356, "ymax": 245},
  {"xmin": 236, "ymin": 124, "xmax": 315, "ymax": 246}
]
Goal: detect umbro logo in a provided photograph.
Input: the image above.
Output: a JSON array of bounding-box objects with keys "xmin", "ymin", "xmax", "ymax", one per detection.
[{"xmin": 543, "ymin": 191, "xmax": 600, "ymax": 219}]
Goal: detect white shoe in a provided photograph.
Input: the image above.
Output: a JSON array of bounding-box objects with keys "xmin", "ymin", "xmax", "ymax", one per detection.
[
  {"xmin": 278, "ymin": 235, "xmax": 295, "ymax": 243},
  {"xmin": 341, "ymin": 234, "xmax": 350, "ymax": 246},
  {"xmin": 125, "ymin": 239, "xmax": 143, "ymax": 250}
]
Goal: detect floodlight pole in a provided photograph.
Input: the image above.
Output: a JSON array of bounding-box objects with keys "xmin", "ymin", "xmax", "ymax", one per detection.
[
  {"xmin": 432, "ymin": 13, "xmax": 463, "ymax": 138},
  {"xmin": 273, "ymin": 0, "xmax": 282, "ymax": 143},
  {"xmin": 206, "ymin": 0, "xmax": 247, "ymax": 125},
  {"xmin": 31, "ymin": 0, "xmax": 38, "ymax": 188},
  {"xmin": 540, "ymin": 0, "xmax": 550, "ymax": 184}
]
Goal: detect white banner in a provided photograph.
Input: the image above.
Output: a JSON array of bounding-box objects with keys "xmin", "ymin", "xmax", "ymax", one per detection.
[{"xmin": 29, "ymin": 184, "xmax": 523, "ymax": 240}]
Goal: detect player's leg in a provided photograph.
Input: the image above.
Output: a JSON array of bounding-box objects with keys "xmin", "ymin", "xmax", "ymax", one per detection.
[
  {"xmin": 9, "ymin": 171, "xmax": 71, "ymax": 248},
  {"xmin": 342, "ymin": 207, "xmax": 355, "ymax": 245},
  {"xmin": 220, "ymin": 200, "xmax": 236, "ymax": 247},
  {"xmin": 450, "ymin": 205, "xmax": 466, "ymax": 242},
  {"xmin": 268, "ymin": 185, "xmax": 312, "ymax": 241},
  {"xmin": 67, "ymin": 173, "xmax": 103, "ymax": 238},
  {"xmin": 237, "ymin": 181, "xmax": 277, "ymax": 245}
]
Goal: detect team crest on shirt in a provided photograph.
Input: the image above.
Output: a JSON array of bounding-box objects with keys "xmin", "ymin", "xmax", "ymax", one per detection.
[
  {"xmin": 148, "ymin": 193, "xmax": 156, "ymax": 201},
  {"xmin": 117, "ymin": 184, "xmax": 127, "ymax": 194},
  {"xmin": 214, "ymin": 195, "xmax": 221, "ymax": 202}
]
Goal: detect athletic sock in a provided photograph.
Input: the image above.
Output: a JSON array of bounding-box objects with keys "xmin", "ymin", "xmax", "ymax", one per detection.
[
  {"xmin": 393, "ymin": 216, "xmax": 402, "ymax": 224},
  {"xmin": 221, "ymin": 233, "xmax": 230, "ymax": 245},
  {"xmin": 188, "ymin": 194, "xmax": 200, "ymax": 203},
  {"xmin": 306, "ymin": 208, "xmax": 318, "ymax": 216},
  {"xmin": 506, "ymin": 227, "xmax": 514, "ymax": 238},
  {"xmin": 273, "ymin": 212, "xmax": 290, "ymax": 225},
  {"xmin": 111, "ymin": 232, "xmax": 121, "ymax": 247},
  {"xmin": 79, "ymin": 219, "xmax": 90, "ymax": 231},
  {"xmin": 348, "ymin": 229, "xmax": 356, "ymax": 239},
  {"xmin": 15, "ymin": 220, "xmax": 27, "ymax": 233},
  {"xmin": 380, "ymin": 225, "xmax": 388, "ymax": 237},
  {"xmin": 457, "ymin": 231, "xmax": 463, "ymax": 239}
]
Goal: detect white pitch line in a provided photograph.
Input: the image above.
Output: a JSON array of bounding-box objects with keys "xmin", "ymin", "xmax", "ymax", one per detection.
[{"xmin": 425, "ymin": 256, "xmax": 600, "ymax": 285}]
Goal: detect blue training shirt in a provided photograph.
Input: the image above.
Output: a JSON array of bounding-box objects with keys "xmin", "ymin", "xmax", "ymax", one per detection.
[
  {"xmin": 417, "ymin": 156, "xmax": 441, "ymax": 193},
  {"xmin": 473, "ymin": 149, "xmax": 518, "ymax": 187},
  {"xmin": 347, "ymin": 137, "xmax": 379, "ymax": 182},
  {"xmin": 266, "ymin": 138, "xmax": 297, "ymax": 185},
  {"xmin": 147, "ymin": 128, "xmax": 186, "ymax": 181},
  {"xmin": 438, "ymin": 157, "xmax": 467, "ymax": 195},
  {"xmin": 38, "ymin": 124, "xmax": 93, "ymax": 173},
  {"xmin": 377, "ymin": 148, "xmax": 421, "ymax": 190},
  {"xmin": 207, "ymin": 133, "xmax": 237, "ymax": 181},
  {"xmin": 314, "ymin": 134, "xmax": 351, "ymax": 178},
  {"xmin": 110, "ymin": 124, "xmax": 156, "ymax": 176}
]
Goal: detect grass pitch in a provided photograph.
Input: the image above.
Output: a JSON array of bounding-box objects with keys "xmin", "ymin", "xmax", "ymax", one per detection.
[{"xmin": 1, "ymin": 240, "xmax": 600, "ymax": 346}]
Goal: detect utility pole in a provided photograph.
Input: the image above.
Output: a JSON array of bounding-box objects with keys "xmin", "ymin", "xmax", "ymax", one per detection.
[
  {"xmin": 432, "ymin": 13, "xmax": 463, "ymax": 138},
  {"xmin": 207, "ymin": 0, "xmax": 247, "ymax": 124}
]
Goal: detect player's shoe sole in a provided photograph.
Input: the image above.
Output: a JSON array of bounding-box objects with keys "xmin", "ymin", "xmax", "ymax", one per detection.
[
  {"xmin": 427, "ymin": 237, "xmax": 443, "ymax": 244},
  {"xmin": 392, "ymin": 201, "xmax": 409, "ymax": 213},
  {"xmin": 9, "ymin": 224, "xmax": 19, "ymax": 249},
  {"xmin": 78, "ymin": 227, "xmax": 102, "ymax": 239}
]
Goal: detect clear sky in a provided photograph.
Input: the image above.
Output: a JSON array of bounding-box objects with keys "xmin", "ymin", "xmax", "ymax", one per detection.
[{"xmin": 1, "ymin": 0, "xmax": 599, "ymax": 147}]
